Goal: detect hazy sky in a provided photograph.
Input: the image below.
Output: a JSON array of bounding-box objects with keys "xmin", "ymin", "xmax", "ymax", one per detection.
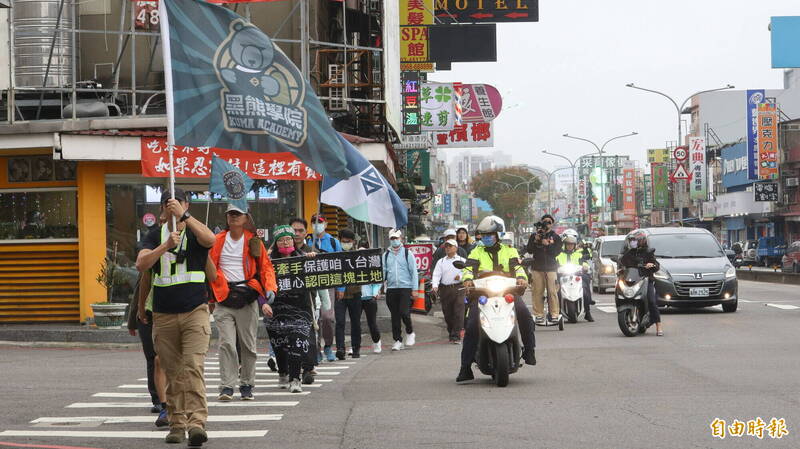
[{"xmin": 431, "ymin": 0, "xmax": 797, "ymax": 171}]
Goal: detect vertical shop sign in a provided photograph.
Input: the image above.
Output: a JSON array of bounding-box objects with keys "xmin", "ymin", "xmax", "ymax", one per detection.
[
  {"xmin": 688, "ymin": 137, "xmax": 707, "ymax": 200},
  {"xmin": 746, "ymin": 89, "xmax": 766, "ymax": 180},
  {"xmin": 652, "ymin": 163, "xmax": 669, "ymax": 209},
  {"xmin": 622, "ymin": 162, "xmax": 636, "ymax": 215},
  {"xmin": 401, "ymin": 71, "xmax": 421, "ymax": 135},
  {"xmin": 757, "ymin": 102, "xmax": 779, "ymax": 180}
]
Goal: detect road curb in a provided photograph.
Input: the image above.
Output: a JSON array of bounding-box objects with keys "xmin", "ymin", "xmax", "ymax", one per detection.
[{"xmin": 736, "ymin": 269, "xmax": 800, "ymax": 285}]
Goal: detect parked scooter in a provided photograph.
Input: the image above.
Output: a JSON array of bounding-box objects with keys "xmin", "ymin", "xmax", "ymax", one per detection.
[
  {"xmin": 615, "ymin": 262, "xmax": 653, "ymax": 337},
  {"xmin": 558, "ymin": 263, "xmax": 585, "ymax": 323},
  {"xmin": 455, "ymin": 260, "xmax": 525, "ymax": 387}
]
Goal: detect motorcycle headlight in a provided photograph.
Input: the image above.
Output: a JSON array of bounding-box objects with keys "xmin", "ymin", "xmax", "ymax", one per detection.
[
  {"xmin": 725, "ymin": 266, "xmax": 736, "ymax": 279},
  {"xmin": 653, "ymin": 269, "xmax": 669, "ymax": 280},
  {"xmin": 623, "ymin": 286, "xmax": 637, "ymax": 298},
  {"xmin": 603, "ymin": 264, "xmax": 614, "ymax": 274},
  {"xmin": 486, "ymin": 279, "xmax": 506, "ymax": 295}
]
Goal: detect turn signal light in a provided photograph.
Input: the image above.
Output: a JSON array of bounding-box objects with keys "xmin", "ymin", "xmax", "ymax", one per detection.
[
  {"xmin": 575, "ymin": 276, "xmax": 581, "ymax": 282},
  {"xmin": 504, "ymin": 294, "xmax": 515, "ymax": 304}
]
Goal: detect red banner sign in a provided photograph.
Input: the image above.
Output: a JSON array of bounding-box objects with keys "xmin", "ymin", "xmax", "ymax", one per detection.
[
  {"xmin": 405, "ymin": 243, "xmax": 434, "ymax": 276},
  {"xmin": 140, "ymin": 138, "xmax": 320, "ymax": 180},
  {"xmin": 622, "ymin": 165, "xmax": 636, "ymax": 215}
]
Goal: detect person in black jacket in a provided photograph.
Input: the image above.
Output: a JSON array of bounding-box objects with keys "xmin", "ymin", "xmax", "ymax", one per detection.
[
  {"xmin": 619, "ymin": 230, "xmax": 663, "ymax": 336},
  {"xmin": 525, "ymin": 214, "xmax": 563, "ymax": 324},
  {"xmin": 432, "ymin": 228, "xmax": 468, "ymax": 270}
]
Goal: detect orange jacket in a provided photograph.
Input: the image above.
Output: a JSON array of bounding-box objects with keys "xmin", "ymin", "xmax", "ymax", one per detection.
[{"xmin": 209, "ymin": 230, "xmax": 277, "ymax": 303}]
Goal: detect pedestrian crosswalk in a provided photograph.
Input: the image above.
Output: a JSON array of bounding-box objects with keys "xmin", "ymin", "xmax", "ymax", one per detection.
[{"xmin": 0, "ymin": 351, "xmax": 370, "ymax": 444}]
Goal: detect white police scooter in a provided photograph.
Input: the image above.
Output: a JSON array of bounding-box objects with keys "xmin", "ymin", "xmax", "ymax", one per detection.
[
  {"xmin": 558, "ymin": 262, "xmax": 586, "ymax": 323},
  {"xmin": 455, "ymin": 261, "xmax": 525, "ymax": 387}
]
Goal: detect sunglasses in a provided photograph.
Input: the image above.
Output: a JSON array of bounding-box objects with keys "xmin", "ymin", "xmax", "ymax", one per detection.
[{"xmin": 226, "ymin": 211, "xmax": 244, "ymax": 217}]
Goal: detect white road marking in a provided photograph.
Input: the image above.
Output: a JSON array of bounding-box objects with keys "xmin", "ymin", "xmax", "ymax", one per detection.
[
  {"xmin": 767, "ymin": 303, "xmax": 800, "ymax": 310},
  {"xmin": 204, "ymin": 362, "xmax": 348, "ymax": 369},
  {"xmin": 597, "ymin": 306, "xmax": 617, "ymax": 313},
  {"xmin": 0, "ymin": 430, "xmax": 268, "ymax": 438},
  {"xmin": 93, "ymin": 392, "xmax": 309, "ymax": 398},
  {"xmin": 203, "ymin": 369, "xmax": 341, "ymax": 375},
  {"xmin": 120, "ymin": 383, "xmax": 326, "ymax": 389},
  {"xmin": 67, "ymin": 401, "xmax": 298, "ymax": 408},
  {"xmin": 31, "ymin": 415, "xmax": 283, "ymax": 424}
]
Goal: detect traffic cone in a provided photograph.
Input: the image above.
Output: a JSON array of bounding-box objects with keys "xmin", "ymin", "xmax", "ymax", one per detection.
[{"xmin": 411, "ymin": 278, "xmax": 427, "ymax": 314}]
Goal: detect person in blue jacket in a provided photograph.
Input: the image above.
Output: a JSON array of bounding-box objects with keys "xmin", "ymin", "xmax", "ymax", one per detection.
[{"xmin": 382, "ymin": 229, "xmax": 418, "ymax": 351}]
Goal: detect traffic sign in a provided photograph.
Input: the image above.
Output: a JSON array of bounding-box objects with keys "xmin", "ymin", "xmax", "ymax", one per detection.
[
  {"xmin": 673, "ymin": 146, "xmax": 688, "ymax": 161},
  {"xmin": 669, "ymin": 163, "xmax": 692, "ymax": 182}
]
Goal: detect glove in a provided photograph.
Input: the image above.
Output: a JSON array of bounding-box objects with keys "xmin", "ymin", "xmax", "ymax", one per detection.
[{"xmin": 265, "ymin": 290, "xmax": 276, "ymax": 305}]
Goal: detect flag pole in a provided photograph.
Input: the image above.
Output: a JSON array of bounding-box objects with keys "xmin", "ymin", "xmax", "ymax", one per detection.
[{"xmin": 160, "ymin": 0, "xmax": 177, "ymax": 230}]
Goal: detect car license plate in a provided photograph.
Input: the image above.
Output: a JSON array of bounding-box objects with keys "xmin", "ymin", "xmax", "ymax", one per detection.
[{"xmin": 689, "ymin": 288, "xmax": 710, "ymax": 297}]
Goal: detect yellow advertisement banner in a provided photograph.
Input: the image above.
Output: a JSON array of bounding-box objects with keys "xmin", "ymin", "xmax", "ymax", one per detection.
[
  {"xmin": 400, "ymin": 0, "xmax": 434, "ymax": 25},
  {"xmin": 401, "ymin": 26, "xmax": 429, "ymax": 62},
  {"xmin": 647, "ymin": 148, "xmax": 669, "ymax": 164}
]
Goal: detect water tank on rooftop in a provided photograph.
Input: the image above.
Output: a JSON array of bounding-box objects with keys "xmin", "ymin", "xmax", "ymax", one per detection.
[{"xmin": 13, "ymin": 0, "xmax": 75, "ymax": 88}]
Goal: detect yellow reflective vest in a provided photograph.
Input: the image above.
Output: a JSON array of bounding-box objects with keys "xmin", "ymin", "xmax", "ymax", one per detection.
[
  {"xmin": 462, "ymin": 244, "xmax": 527, "ymax": 281},
  {"xmin": 556, "ymin": 250, "xmax": 589, "ymax": 270}
]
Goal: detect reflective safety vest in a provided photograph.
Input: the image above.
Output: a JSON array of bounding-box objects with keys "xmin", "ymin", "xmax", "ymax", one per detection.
[
  {"xmin": 556, "ymin": 250, "xmax": 588, "ymax": 269},
  {"xmin": 462, "ymin": 244, "xmax": 526, "ymax": 281},
  {"xmin": 153, "ymin": 224, "xmax": 206, "ymax": 287}
]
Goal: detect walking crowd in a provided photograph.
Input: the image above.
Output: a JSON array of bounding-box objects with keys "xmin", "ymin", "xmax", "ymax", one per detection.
[{"xmin": 127, "ymin": 189, "xmax": 417, "ymax": 446}]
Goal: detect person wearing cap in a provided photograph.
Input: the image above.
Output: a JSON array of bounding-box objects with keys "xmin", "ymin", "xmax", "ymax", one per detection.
[
  {"xmin": 136, "ymin": 187, "xmax": 216, "ymax": 446},
  {"xmin": 382, "ymin": 229, "xmax": 418, "ymax": 351},
  {"xmin": 265, "ymin": 224, "xmax": 318, "ymax": 393},
  {"xmin": 306, "ymin": 213, "xmax": 342, "ymax": 362},
  {"xmin": 525, "ymin": 214, "xmax": 563, "ymax": 324},
  {"xmin": 556, "ymin": 233, "xmax": 594, "ymax": 322},
  {"xmin": 432, "ymin": 228, "xmax": 468, "ymax": 273},
  {"xmin": 208, "ymin": 204, "xmax": 277, "ymax": 401},
  {"xmin": 432, "ymin": 238, "xmax": 466, "ymax": 344}
]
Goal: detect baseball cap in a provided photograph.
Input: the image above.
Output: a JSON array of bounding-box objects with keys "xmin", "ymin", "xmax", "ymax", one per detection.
[
  {"xmin": 388, "ymin": 229, "xmax": 403, "ymax": 239},
  {"xmin": 445, "ymin": 239, "xmax": 458, "ymax": 247},
  {"xmin": 161, "ymin": 187, "xmax": 187, "ymax": 204},
  {"xmin": 443, "ymin": 228, "xmax": 456, "ymax": 237},
  {"xmin": 225, "ymin": 203, "xmax": 247, "ymax": 214}
]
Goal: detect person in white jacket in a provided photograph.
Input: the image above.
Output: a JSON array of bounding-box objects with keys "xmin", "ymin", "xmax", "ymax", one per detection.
[{"xmin": 432, "ymin": 239, "xmax": 466, "ymax": 344}]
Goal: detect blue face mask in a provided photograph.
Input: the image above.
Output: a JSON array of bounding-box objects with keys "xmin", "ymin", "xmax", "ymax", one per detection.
[
  {"xmin": 481, "ymin": 235, "xmax": 496, "ymax": 247},
  {"xmin": 390, "ymin": 239, "xmax": 402, "ymax": 248}
]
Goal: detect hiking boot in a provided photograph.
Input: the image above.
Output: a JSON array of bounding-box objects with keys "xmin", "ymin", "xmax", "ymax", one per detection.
[
  {"xmin": 335, "ymin": 349, "xmax": 346, "ymax": 360},
  {"xmin": 150, "ymin": 403, "xmax": 162, "ymax": 413},
  {"xmin": 155, "ymin": 407, "xmax": 169, "ymax": 427},
  {"xmin": 288, "ymin": 379, "xmax": 303, "ymax": 393},
  {"xmin": 302, "ymin": 370, "xmax": 315, "ymax": 385},
  {"xmin": 239, "ymin": 384, "xmax": 254, "ymax": 401},
  {"xmin": 456, "ymin": 366, "xmax": 474, "ymax": 383},
  {"xmin": 187, "ymin": 427, "xmax": 208, "ymax": 447},
  {"xmin": 217, "ymin": 387, "xmax": 233, "ymax": 401},
  {"xmin": 165, "ymin": 428, "xmax": 185, "ymax": 444}
]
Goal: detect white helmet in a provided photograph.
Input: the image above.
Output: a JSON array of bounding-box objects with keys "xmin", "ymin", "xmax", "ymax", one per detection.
[
  {"xmin": 476, "ymin": 215, "xmax": 505, "ymax": 235},
  {"xmin": 563, "ymin": 235, "xmax": 578, "ymax": 245},
  {"xmin": 562, "ymin": 229, "xmax": 578, "ymax": 240}
]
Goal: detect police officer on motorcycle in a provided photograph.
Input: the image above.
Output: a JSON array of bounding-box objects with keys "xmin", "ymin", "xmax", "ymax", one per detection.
[
  {"xmin": 457, "ymin": 216, "xmax": 537, "ymax": 383},
  {"xmin": 556, "ymin": 234, "xmax": 594, "ymax": 322}
]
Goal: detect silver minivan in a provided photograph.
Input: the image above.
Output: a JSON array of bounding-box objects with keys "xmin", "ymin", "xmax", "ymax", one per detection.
[{"xmin": 591, "ymin": 236, "xmax": 627, "ymax": 293}]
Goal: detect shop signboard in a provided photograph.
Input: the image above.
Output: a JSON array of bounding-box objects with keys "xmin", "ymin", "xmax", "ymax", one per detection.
[
  {"xmin": 401, "ymin": 71, "xmax": 422, "ymax": 135},
  {"xmin": 754, "ymin": 182, "xmax": 779, "ymax": 202},
  {"xmin": 443, "ymin": 193, "xmax": 452, "ymax": 213},
  {"xmin": 434, "ymin": 0, "xmax": 539, "ymax": 23},
  {"xmin": 746, "ymin": 89, "xmax": 766, "ymax": 179},
  {"xmin": 460, "ymin": 84, "xmax": 503, "ymax": 122},
  {"xmin": 420, "ymin": 82, "xmax": 456, "ymax": 131},
  {"xmin": 622, "ymin": 162, "xmax": 636, "ymax": 215},
  {"xmin": 688, "ymin": 137, "xmax": 707, "ymax": 200},
  {"xmin": 757, "ymin": 102, "xmax": 779, "ymax": 180},
  {"xmin": 651, "ymin": 163, "xmax": 669, "ymax": 209},
  {"xmin": 647, "ymin": 148, "xmax": 669, "ymax": 164},
  {"xmin": 643, "ymin": 173, "xmax": 652, "ymax": 209},
  {"xmin": 140, "ymin": 138, "xmax": 320, "ymax": 180},
  {"xmin": 432, "ymin": 122, "xmax": 493, "ymax": 148},
  {"xmin": 405, "ymin": 243, "xmax": 434, "ymax": 276}
]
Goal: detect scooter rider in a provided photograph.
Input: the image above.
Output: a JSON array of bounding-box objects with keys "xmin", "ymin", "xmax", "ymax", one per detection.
[
  {"xmin": 579, "ymin": 239, "xmax": 596, "ymax": 305},
  {"xmin": 457, "ymin": 216, "xmax": 537, "ymax": 383},
  {"xmin": 619, "ymin": 230, "xmax": 663, "ymax": 336},
  {"xmin": 556, "ymin": 235, "xmax": 594, "ymax": 322}
]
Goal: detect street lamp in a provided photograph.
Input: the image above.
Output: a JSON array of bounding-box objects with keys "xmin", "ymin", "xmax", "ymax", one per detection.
[
  {"xmin": 562, "ymin": 132, "xmax": 638, "ymax": 227},
  {"xmin": 625, "ymin": 82, "xmax": 734, "ymax": 221},
  {"xmin": 493, "ymin": 178, "xmax": 538, "ymax": 227},
  {"xmin": 541, "ymin": 150, "xmax": 603, "ymax": 221}
]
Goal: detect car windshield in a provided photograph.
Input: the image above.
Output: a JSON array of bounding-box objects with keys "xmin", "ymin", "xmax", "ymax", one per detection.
[
  {"xmin": 651, "ymin": 234, "xmax": 725, "ymax": 258},
  {"xmin": 601, "ymin": 240, "xmax": 626, "ymax": 257}
]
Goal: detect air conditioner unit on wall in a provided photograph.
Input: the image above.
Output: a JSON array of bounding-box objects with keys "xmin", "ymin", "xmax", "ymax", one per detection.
[{"xmin": 787, "ymin": 177, "xmax": 799, "ymax": 187}]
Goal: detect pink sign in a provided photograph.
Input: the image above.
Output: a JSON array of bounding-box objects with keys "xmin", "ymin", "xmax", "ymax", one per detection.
[
  {"xmin": 405, "ymin": 243, "xmax": 434, "ymax": 276},
  {"xmin": 460, "ymin": 84, "xmax": 503, "ymax": 123}
]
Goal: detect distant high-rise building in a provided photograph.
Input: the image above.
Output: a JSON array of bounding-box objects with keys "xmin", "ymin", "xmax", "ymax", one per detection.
[{"xmin": 449, "ymin": 151, "xmax": 513, "ymax": 186}]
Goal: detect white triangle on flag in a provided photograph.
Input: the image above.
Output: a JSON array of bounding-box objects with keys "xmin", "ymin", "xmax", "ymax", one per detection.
[{"xmin": 671, "ymin": 164, "xmax": 690, "ymax": 180}]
